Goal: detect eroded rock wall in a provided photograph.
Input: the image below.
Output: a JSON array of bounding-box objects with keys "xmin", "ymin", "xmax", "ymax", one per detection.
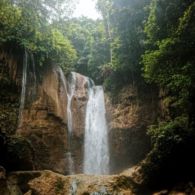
[
  {"xmin": 5, "ymin": 170, "xmax": 135, "ymax": 195},
  {"xmin": 106, "ymin": 85, "xmax": 159, "ymax": 173},
  {"xmin": 70, "ymin": 72, "xmax": 89, "ymax": 172},
  {"xmin": 16, "ymin": 65, "xmax": 90, "ymax": 174},
  {"xmin": 0, "ymin": 53, "xmax": 159, "ymax": 175}
]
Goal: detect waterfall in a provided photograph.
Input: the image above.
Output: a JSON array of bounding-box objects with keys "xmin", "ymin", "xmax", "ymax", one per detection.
[
  {"xmin": 57, "ymin": 67, "xmax": 68, "ymax": 121},
  {"xmin": 18, "ymin": 51, "xmax": 37, "ymax": 128},
  {"xmin": 18, "ymin": 50, "xmax": 28, "ymax": 128},
  {"xmin": 30, "ymin": 53, "xmax": 37, "ymax": 97},
  {"xmin": 58, "ymin": 69, "xmax": 76, "ymax": 174},
  {"xmin": 67, "ymin": 72, "xmax": 76, "ymax": 135},
  {"xmin": 66, "ymin": 72, "xmax": 77, "ymax": 174},
  {"xmin": 84, "ymin": 84, "xmax": 109, "ymax": 175}
]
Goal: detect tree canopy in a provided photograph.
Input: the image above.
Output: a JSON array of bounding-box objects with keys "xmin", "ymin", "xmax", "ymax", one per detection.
[{"xmin": 0, "ymin": 0, "xmax": 77, "ymax": 72}]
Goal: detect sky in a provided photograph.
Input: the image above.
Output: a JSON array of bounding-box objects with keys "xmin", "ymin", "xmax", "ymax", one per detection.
[{"xmin": 73, "ymin": 0, "xmax": 101, "ymax": 20}]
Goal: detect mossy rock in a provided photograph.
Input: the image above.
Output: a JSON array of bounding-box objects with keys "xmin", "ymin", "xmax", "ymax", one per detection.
[{"xmin": 0, "ymin": 133, "xmax": 35, "ymax": 172}]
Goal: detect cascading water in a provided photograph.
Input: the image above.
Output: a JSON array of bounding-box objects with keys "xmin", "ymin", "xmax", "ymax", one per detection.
[
  {"xmin": 18, "ymin": 50, "xmax": 28, "ymax": 128},
  {"xmin": 66, "ymin": 72, "xmax": 77, "ymax": 174},
  {"xmin": 84, "ymin": 84, "xmax": 109, "ymax": 175},
  {"xmin": 58, "ymin": 69, "xmax": 76, "ymax": 174},
  {"xmin": 67, "ymin": 72, "xmax": 76, "ymax": 135},
  {"xmin": 18, "ymin": 51, "xmax": 37, "ymax": 128},
  {"xmin": 30, "ymin": 53, "xmax": 37, "ymax": 97}
]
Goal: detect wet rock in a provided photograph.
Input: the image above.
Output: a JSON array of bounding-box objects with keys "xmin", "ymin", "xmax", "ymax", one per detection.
[
  {"xmin": 15, "ymin": 65, "xmax": 158, "ymax": 175},
  {"xmin": 16, "ymin": 66, "xmax": 90, "ymax": 174},
  {"xmin": 71, "ymin": 72, "xmax": 89, "ymax": 137},
  {"xmin": 0, "ymin": 166, "xmax": 6, "ymax": 179},
  {"xmin": 6, "ymin": 136, "xmax": 35, "ymax": 171},
  {"xmin": 121, "ymin": 166, "xmax": 144, "ymax": 185},
  {"xmin": 153, "ymin": 190, "xmax": 169, "ymax": 195},
  {"xmin": 0, "ymin": 131, "xmax": 34, "ymax": 172},
  {"xmin": 6, "ymin": 170, "xmax": 135, "ymax": 195},
  {"xmin": 7, "ymin": 171, "xmax": 42, "ymax": 194},
  {"xmin": 106, "ymin": 85, "xmax": 159, "ymax": 173}
]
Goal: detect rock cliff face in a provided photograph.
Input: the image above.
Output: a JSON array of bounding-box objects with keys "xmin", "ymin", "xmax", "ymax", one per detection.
[
  {"xmin": 2, "ymin": 171, "xmax": 135, "ymax": 195},
  {"xmin": 1, "ymin": 53, "xmax": 159, "ymax": 175},
  {"xmin": 16, "ymin": 65, "xmax": 89, "ymax": 174},
  {"xmin": 0, "ymin": 56, "xmax": 20, "ymax": 136},
  {"xmin": 1, "ymin": 170, "xmax": 194, "ymax": 195},
  {"xmin": 69, "ymin": 72, "xmax": 89, "ymax": 172},
  {"xmin": 16, "ymin": 65, "xmax": 68, "ymax": 174},
  {"xmin": 106, "ymin": 85, "xmax": 159, "ymax": 173}
]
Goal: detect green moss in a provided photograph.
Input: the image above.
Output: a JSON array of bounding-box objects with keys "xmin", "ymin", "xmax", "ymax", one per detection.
[
  {"xmin": 0, "ymin": 63, "xmax": 19, "ymax": 135},
  {"xmin": 139, "ymin": 116, "xmax": 195, "ymax": 188},
  {"xmin": 0, "ymin": 62, "xmax": 19, "ymax": 135},
  {"xmin": 55, "ymin": 178, "xmax": 64, "ymax": 194}
]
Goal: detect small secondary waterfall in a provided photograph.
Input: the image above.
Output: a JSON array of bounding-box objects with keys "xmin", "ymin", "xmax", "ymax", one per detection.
[
  {"xmin": 66, "ymin": 72, "xmax": 77, "ymax": 174},
  {"xmin": 18, "ymin": 50, "xmax": 28, "ymax": 128},
  {"xmin": 30, "ymin": 53, "xmax": 37, "ymax": 97},
  {"xmin": 18, "ymin": 51, "xmax": 37, "ymax": 128},
  {"xmin": 58, "ymin": 70, "xmax": 77, "ymax": 174},
  {"xmin": 67, "ymin": 72, "xmax": 76, "ymax": 135},
  {"xmin": 84, "ymin": 84, "xmax": 109, "ymax": 175}
]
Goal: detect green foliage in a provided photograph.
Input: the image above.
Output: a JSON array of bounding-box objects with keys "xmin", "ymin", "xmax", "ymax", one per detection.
[
  {"xmin": 144, "ymin": 0, "xmax": 189, "ymax": 44},
  {"xmin": 0, "ymin": 0, "xmax": 77, "ymax": 73},
  {"xmin": 0, "ymin": 104, "xmax": 18, "ymax": 135},
  {"xmin": 140, "ymin": 116, "xmax": 195, "ymax": 187},
  {"xmin": 111, "ymin": 0, "xmax": 150, "ymax": 73},
  {"xmin": 45, "ymin": 28, "xmax": 77, "ymax": 71},
  {"xmin": 55, "ymin": 178, "xmax": 64, "ymax": 194},
  {"xmin": 0, "ymin": 0, "xmax": 21, "ymax": 42},
  {"xmin": 0, "ymin": 63, "xmax": 19, "ymax": 135},
  {"xmin": 139, "ymin": 2, "xmax": 195, "ymax": 186},
  {"xmin": 57, "ymin": 18, "xmax": 110, "ymax": 83},
  {"xmin": 148, "ymin": 116, "xmax": 189, "ymax": 147},
  {"xmin": 143, "ymin": 0, "xmax": 195, "ymax": 118},
  {"xmin": 87, "ymin": 26, "xmax": 110, "ymax": 83},
  {"xmin": 143, "ymin": 0, "xmax": 195, "ymax": 84},
  {"xmin": 96, "ymin": 0, "xmax": 152, "ymax": 90},
  {"xmin": 12, "ymin": 0, "xmax": 77, "ymax": 22}
]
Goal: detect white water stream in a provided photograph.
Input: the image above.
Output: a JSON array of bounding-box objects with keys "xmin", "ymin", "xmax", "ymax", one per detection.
[
  {"xmin": 84, "ymin": 84, "xmax": 109, "ymax": 175},
  {"xmin": 66, "ymin": 72, "xmax": 77, "ymax": 174},
  {"xmin": 18, "ymin": 51, "xmax": 37, "ymax": 128},
  {"xmin": 67, "ymin": 72, "xmax": 76, "ymax": 135},
  {"xmin": 58, "ymin": 69, "xmax": 77, "ymax": 174},
  {"xmin": 18, "ymin": 50, "xmax": 28, "ymax": 128}
]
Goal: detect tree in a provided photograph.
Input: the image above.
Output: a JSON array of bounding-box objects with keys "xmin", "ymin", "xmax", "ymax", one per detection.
[
  {"xmin": 0, "ymin": 0, "xmax": 77, "ymax": 72},
  {"xmin": 11, "ymin": 0, "xmax": 77, "ymax": 22},
  {"xmin": 96, "ymin": 0, "xmax": 151, "ymax": 90},
  {"xmin": 143, "ymin": 0, "xmax": 195, "ymax": 118},
  {"xmin": 56, "ymin": 17, "xmax": 110, "ymax": 83}
]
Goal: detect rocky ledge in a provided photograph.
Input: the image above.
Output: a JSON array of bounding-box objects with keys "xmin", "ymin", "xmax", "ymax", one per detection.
[
  {"xmin": 0, "ymin": 169, "xmax": 195, "ymax": 195},
  {"xmin": 1, "ymin": 170, "xmax": 136, "ymax": 195}
]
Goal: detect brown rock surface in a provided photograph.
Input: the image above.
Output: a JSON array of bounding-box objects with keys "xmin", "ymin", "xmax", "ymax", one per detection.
[
  {"xmin": 0, "ymin": 166, "xmax": 6, "ymax": 179},
  {"xmin": 17, "ymin": 65, "xmax": 69, "ymax": 174},
  {"xmin": 17, "ymin": 66, "xmax": 90, "ymax": 174},
  {"xmin": 105, "ymin": 85, "xmax": 159, "ymax": 173},
  {"xmin": 2, "ymin": 171, "xmax": 195, "ymax": 195},
  {"xmin": 71, "ymin": 72, "xmax": 89, "ymax": 137},
  {"xmin": 15, "ymin": 64, "xmax": 158, "ymax": 175},
  {"xmin": 7, "ymin": 171, "xmax": 135, "ymax": 195},
  {"xmin": 70, "ymin": 72, "xmax": 89, "ymax": 172}
]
